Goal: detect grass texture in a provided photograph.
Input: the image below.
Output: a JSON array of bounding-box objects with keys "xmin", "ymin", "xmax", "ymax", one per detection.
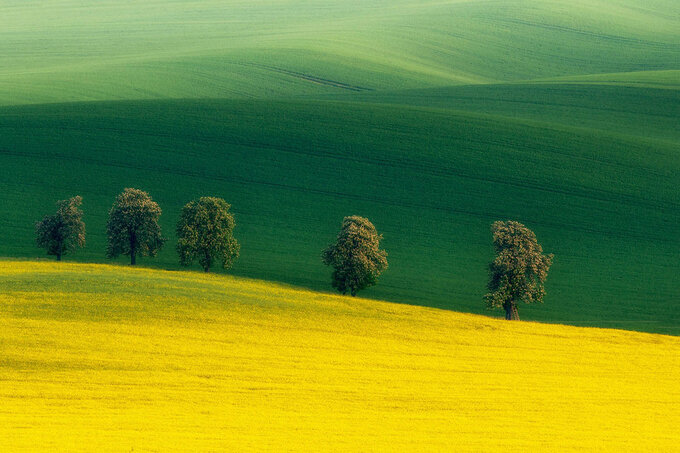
[
  {"xmin": 1, "ymin": 0, "xmax": 679, "ymax": 105},
  {"xmin": 0, "ymin": 0, "xmax": 678, "ymax": 334},
  {"xmin": 0, "ymin": 93, "xmax": 677, "ymax": 334},
  {"xmin": 1, "ymin": 261, "xmax": 679, "ymax": 452}
]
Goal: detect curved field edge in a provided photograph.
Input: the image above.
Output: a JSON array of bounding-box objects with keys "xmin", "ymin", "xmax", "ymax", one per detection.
[
  {"xmin": 323, "ymin": 81, "xmax": 680, "ymax": 142},
  {"xmin": 1, "ymin": 261, "xmax": 679, "ymax": 452},
  {"xmin": 529, "ymin": 70, "xmax": 680, "ymax": 89}
]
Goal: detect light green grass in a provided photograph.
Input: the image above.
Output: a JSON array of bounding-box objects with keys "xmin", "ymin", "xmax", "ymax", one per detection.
[
  {"xmin": 533, "ymin": 70, "xmax": 680, "ymax": 89},
  {"xmin": 1, "ymin": 0, "xmax": 679, "ymax": 105},
  {"xmin": 1, "ymin": 261, "xmax": 679, "ymax": 452}
]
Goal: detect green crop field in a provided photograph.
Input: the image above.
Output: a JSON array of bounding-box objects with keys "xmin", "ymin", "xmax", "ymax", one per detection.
[
  {"xmin": 0, "ymin": 0, "xmax": 679, "ymax": 335},
  {"xmin": 2, "ymin": 0, "xmax": 679, "ymax": 104}
]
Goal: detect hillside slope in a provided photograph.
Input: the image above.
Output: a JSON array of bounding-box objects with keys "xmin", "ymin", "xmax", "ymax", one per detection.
[
  {"xmin": 331, "ymin": 79, "xmax": 680, "ymax": 141},
  {"xmin": 1, "ymin": 0, "xmax": 679, "ymax": 105},
  {"xmin": 0, "ymin": 0, "xmax": 678, "ymax": 334},
  {"xmin": 1, "ymin": 261, "xmax": 679, "ymax": 452},
  {"xmin": 1, "ymin": 92, "xmax": 678, "ymax": 333}
]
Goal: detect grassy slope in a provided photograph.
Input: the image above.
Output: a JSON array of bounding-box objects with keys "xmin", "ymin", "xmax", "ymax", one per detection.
[
  {"xmin": 1, "ymin": 93, "xmax": 678, "ymax": 334},
  {"xmin": 1, "ymin": 0, "xmax": 679, "ymax": 105},
  {"xmin": 330, "ymin": 81, "xmax": 680, "ymax": 141},
  {"xmin": 1, "ymin": 261, "xmax": 679, "ymax": 452},
  {"xmin": 0, "ymin": 0, "xmax": 678, "ymax": 334},
  {"xmin": 534, "ymin": 69, "xmax": 680, "ymax": 89}
]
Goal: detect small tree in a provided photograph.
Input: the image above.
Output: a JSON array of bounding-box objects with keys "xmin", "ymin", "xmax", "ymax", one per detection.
[
  {"xmin": 176, "ymin": 197, "xmax": 240, "ymax": 272},
  {"xmin": 322, "ymin": 216, "xmax": 388, "ymax": 296},
  {"xmin": 35, "ymin": 196, "xmax": 85, "ymax": 261},
  {"xmin": 484, "ymin": 220, "xmax": 553, "ymax": 320},
  {"xmin": 106, "ymin": 188, "xmax": 164, "ymax": 265}
]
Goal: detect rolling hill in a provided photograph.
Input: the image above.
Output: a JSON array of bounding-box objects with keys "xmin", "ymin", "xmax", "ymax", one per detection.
[
  {"xmin": 1, "ymin": 2, "xmax": 679, "ymax": 449},
  {"xmin": 0, "ymin": 0, "xmax": 678, "ymax": 334},
  {"xmin": 1, "ymin": 0, "xmax": 679, "ymax": 105},
  {"xmin": 1, "ymin": 88, "xmax": 678, "ymax": 333},
  {"xmin": 1, "ymin": 261, "xmax": 679, "ymax": 451}
]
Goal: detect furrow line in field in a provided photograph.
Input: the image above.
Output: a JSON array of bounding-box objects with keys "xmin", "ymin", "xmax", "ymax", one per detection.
[{"xmin": 236, "ymin": 63, "xmax": 374, "ymax": 92}]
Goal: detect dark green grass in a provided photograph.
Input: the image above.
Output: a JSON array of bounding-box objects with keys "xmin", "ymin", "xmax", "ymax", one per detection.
[
  {"xmin": 1, "ymin": 93, "xmax": 678, "ymax": 334},
  {"xmin": 327, "ymin": 82, "xmax": 680, "ymax": 141}
]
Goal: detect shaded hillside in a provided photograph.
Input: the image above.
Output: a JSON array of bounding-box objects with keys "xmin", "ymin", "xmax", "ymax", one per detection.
[{"xmin": 1, "ymin": 93, "xmax": 677, "ymax": 333}]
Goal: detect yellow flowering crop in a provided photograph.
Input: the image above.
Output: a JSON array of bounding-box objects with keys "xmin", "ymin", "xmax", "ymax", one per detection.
[{"xmin": 1, "ymin": 261, "xmax": 678, "ymax": 452}]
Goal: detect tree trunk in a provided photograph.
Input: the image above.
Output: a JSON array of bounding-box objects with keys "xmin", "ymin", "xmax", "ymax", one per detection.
[
  {"xmin": 504, "ymin": 302, "xmax": 520, "ymax": 320},
  {"xmin": 511, "ymin": 304, "xmax": 520, "ymax": 321},
  {"xmin": 130, "ymin": 233, "xmax": 136, "ymax": 265}
]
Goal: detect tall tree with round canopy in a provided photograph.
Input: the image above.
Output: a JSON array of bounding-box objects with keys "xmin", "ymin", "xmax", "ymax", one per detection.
[
  {"xmin": 106, "ymin": 188, "xmax": 165, "ymax": 265},
  {"xmin": 176, "ymin": 197, "xmax": 240, "ymax": 273},
  {"xmin": 485, "ymin": 220, "xmax": 553, "ymax": 320},
  {"xmin": 322, "ymin": 216, "xmax": 388, "ymax": 296},
  {"xmin": 35, "ymin": 196, "xmax": 85, "ymax": 261}
]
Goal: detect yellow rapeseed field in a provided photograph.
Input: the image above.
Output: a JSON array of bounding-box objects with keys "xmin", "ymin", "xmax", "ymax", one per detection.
[{"xmin": 1, "ymin": 261, "xmax": 678, "ymax": 452}]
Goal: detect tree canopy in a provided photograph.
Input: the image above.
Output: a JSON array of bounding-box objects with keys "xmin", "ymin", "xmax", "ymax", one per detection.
[
  {"xmin": 176, "ymin": 197, "xmax": 240, "ymax": 272},
  {"xmin": 35, "ymin": 196, "xmax": 85, "ymax": 261},
  {"xmin": 106, "ymin": 188, "xmax": 164, "ymax": 265},
  {"xmin": 322, "ymin": 215, "xmax": 388, "ymax": 296},
  {"xmin": 484, "ymin": 220, "xmax": 553, "ymax": 320}
]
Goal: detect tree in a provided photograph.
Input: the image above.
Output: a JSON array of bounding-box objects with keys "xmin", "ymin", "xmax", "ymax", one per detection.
[
  {"xmin": 484, "ymin": 220, "xmax": 554, "ymax": 320},
  {"xmin": 322, "ymin": 216, "xmax": 388, "ymax": 296},
  {"xmin": 106, "ymin": 188, "xmax": 164, "ymax": 265},
  {"xmin": 176, "ymin": 197, "xmax": 240, "ymax": 272},
  {"xmin": 35, "ymin": 196, "xmax": 85, "ymax": 261}
]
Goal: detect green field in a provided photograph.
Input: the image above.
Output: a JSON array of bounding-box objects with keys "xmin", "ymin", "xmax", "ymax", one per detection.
[
  {"xmin": 2, "ymin": 0, "xmax": 679, "ymax": 104},
  {"xmin": 0, "ymin": 0, "xmax": 678, "ymax": 334}
]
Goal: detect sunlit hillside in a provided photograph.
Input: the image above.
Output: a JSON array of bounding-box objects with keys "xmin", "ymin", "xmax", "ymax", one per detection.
[
  {"xmin": 1, "ymin": 0, "xmax": 679, "ymax": 104},
  {"xmin": 1, "ymin": 261, "xmax": 679, "ymax": 451}
]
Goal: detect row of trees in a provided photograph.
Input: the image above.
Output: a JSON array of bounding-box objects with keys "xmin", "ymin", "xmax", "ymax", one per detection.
[
  {"xmin": 319, "ymin": 216, "xmax": 553, "ymax": 320},
  {"xmin": 37, "ymin": 188, "xmax": 239, "ymax": 272},
  {"xmin": 36, "ymin": 188, "xmax": 553, "ymax": 320}
]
